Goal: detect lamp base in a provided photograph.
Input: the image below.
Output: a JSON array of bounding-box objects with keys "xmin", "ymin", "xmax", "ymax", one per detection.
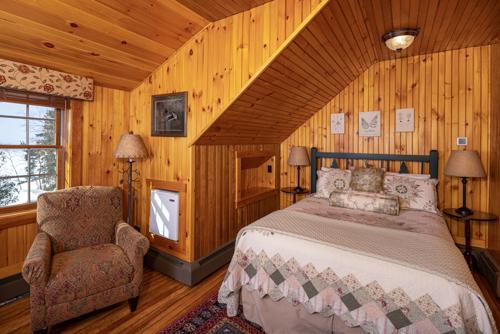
[
  {"xmin": 455, "ymin": 206, "xmax": 473, "ymax": 216},
  {"xmin": 294, "ymin": 186, "xmax": 304, "ymax": 193}
]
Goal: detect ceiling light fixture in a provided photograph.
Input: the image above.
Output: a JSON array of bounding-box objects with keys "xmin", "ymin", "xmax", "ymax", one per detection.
[{"xmin": 382, "ymin": 29, "xmax": 419, "ymax": 52}]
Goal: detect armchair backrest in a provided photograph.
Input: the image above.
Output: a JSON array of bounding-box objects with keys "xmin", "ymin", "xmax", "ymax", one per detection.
[{"xmin": 37, "ymin": 186, "xmax": 123, "ymax": 253}]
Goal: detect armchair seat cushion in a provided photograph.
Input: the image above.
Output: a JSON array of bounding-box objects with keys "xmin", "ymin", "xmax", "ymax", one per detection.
[{"xmin": 46, "ymin": 244, "xmax": 134, "ymax": 306}]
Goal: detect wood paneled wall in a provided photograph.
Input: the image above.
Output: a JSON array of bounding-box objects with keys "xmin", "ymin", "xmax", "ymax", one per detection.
[
  {"xmin": 194, "ymin": 144, "xmax": 280, "ymax": 259},
  {"xmin": 488, "ymin": 43, "xmax": 500, "ymax": 255},
  {"xmin": 76, "ymin": 0, "xmax": 321, "ymax": 262},
  {"xmin": 0, "ymin": 222, "xmax": 37, "ymax": 279},
  {"xmin": 81, "ymin": 86, "xmax": 130, "ymax": 187},
  {"xmin": 281, "ymin": 46, "xmax": 492, "ymax": 248}
]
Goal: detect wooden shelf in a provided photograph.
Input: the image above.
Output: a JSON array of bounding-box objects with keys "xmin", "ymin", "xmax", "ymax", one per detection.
[
  {"xmin": 236, "ymin": 187, "xmax": 277, "ymax": 209},
  {"xmin": 235, "ymin": 150, "xmax": 277, "ymax": 209}
]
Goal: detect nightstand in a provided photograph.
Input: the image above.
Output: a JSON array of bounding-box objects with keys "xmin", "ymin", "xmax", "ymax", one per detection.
[
  {"xmin": 443, "ymin": 208, "xmax": 497, "ymax": 270},
  {"xmin": 281, "ymin": 187, "xmax": 309, "ymax": 204}
]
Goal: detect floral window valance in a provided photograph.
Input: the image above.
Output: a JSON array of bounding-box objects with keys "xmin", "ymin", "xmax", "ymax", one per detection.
[{"xmin": 0, "ymin": 59, "xmax": 94, "ymax": 101}]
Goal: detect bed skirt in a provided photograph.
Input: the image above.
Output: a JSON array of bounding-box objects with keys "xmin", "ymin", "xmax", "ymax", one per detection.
[{"xmin": 241, "ymin": 287, "xmax": 364, "ymax": 334}]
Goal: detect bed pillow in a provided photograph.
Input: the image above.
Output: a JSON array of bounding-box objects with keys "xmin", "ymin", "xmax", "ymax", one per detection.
[
  {"xmin": 385, "ymin": 172, "xmax": 431, "ymax": 180},
  {"xmin": 383, "ymin": 174, "xmax": 439, "ymax": 214},
  {"xmin": 329, "ymin": 190, "xmax": 400, "ymax": 216},
  {"xmin": 350, "ymin": 167, "xmax": 385, "ymax": 193},
  {"xmin": 314, "ymin": 169, "xmax": 351, "ymax": 198}
]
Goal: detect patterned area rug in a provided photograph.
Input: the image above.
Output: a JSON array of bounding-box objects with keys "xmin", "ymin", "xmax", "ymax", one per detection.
[{"xmin": 158, "ymin": 292, "xmax": 264, "ymax": 334}]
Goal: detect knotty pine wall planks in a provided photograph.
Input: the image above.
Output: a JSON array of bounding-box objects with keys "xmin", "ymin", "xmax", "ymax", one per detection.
[
  {"xmin": 0, "ymin": 222, "xmax": 37, "ymax": 279},
  {"xmin": 281, "ymin": 46, "xmax": 492, "ymax": 248},
  {"xmin": 77, "ymin": 0, "xmax": 323, "ymax": 262},
  {"xmin": 488, "ymin": 43, "xmax": 500, "ymax": 255},
  {"xmin": 194, "ymin": 144, "xmax": 280, "ymax": 259},
  {"xmin": 81, "ymin": 86, "xmax": 130, "ymax": 187}
]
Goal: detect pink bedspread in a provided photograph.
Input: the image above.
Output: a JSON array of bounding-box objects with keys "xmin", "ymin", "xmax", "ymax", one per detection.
[{"xmin": 289, "ymin": 196, "xmax": 452, "ymax": 241}]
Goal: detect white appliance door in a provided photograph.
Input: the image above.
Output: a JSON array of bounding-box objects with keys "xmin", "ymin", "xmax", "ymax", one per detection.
[{"xmin": 149, "ymin": 189, "xmax": 179, "ymax": 241}]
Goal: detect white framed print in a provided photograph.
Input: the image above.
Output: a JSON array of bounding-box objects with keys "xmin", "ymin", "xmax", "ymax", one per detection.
[
  {"xmin": 359, "ymin": 111, "xmax": 380, "ymax": 137},
  {"xmin": 396, "ymin": 108, "xmax": 414, "ymax": 132},
  {"xmin": 330, "ymin": 113, "xmax": 345, "ymax": 134}
]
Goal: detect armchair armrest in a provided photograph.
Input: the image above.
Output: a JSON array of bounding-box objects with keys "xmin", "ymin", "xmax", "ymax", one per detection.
[
  {"xmin": 22, "ymin": 232, "xmax": 52, "ymax": 286},
  {"xmin": 116, "ymin": 221, "xmax": 150, "ymax": 261}
]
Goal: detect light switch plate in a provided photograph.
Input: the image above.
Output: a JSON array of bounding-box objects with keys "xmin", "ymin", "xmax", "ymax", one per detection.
[{"xmin": 457, "ymin": 137, "xmax": 468, "ymax": 146}]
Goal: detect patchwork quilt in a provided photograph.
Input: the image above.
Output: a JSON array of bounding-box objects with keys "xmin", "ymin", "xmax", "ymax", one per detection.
[{"xmin": 218, "ymin": 198, "xmax": 496, "ymax": 333}]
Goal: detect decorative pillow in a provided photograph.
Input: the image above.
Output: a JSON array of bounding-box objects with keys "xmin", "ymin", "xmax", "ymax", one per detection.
[
  {"xmin": 383, "ymin": 174, "xmax": 439, "ymax": 214},
  {"xmin": 314, "ymin": 169, "xmax": 351, "ymax": 199},
  {"xmin": 350, "ymin": 167, "xmax": 385, "ymax": 193},
  {"xmin": 385, "ymin": 172, "xmax": 430, "ymax": 180},
  {"xmin": 329, "ymin": 190, "xmax": 400, "ymax": 216}
]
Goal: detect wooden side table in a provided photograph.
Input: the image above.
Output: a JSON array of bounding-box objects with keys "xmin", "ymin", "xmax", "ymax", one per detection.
[
  {"xmin": 443, "ymin": 208, "xmax": 497, "ymax": 270},
  {"xmin": 281, "ymin": 187, "xmax": 309, "ymax": 204}
]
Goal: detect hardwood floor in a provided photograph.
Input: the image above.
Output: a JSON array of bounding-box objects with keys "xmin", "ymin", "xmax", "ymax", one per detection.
[
  {"xmin": 0, "ymin": 267, "xmax": 226, "ymax": 334},
  {"xmin": 0, "ymin": 267, "xmax": 498, "ymax": 333}
]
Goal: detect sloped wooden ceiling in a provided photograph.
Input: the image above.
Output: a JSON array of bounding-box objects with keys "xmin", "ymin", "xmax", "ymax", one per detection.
[
  {"xmin": 0, "ymin": 1, "xmax": 277, "ymax": 90},
  {"xmin": 195, "ymin": 0, "xmax": 500, "ymax": 145},
  {"xmin": 0, "ymin": 0, "xmax": 210, "ymax": 90},
  {"xmin": 176, "ymin": 0, "xmax": 273, "ymax": 21}
]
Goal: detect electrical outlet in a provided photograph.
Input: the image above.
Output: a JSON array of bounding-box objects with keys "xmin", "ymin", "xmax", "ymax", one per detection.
[
  {"xmin": 457, "ymin": 137, "xmax": 468, "ymax": 146},
  {"xmin": 267, "ymin": 165, "xmax": 272, "ymax": 173}
]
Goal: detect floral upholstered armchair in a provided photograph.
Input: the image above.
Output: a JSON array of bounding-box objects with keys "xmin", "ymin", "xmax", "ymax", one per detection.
[{"xmin": 22, "ymin": 186, "xmax": 150, "ymax": 333}]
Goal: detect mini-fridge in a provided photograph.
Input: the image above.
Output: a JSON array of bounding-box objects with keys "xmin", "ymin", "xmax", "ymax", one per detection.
[{"xmin": 149, "ymin": 189, "xmax": 179, "ymax": 241}]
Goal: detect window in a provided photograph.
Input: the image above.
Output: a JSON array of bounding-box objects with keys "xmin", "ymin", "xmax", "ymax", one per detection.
[{"xmin": 0, "ymin": 91, "xmax": 64, "ymax": 208}]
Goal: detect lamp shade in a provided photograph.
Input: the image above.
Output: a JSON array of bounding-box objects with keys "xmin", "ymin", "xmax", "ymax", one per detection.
[
  {"xmin": 113, "ymin": 133, "xmax": 149, "ymax": 159},
  {"xmin": 288, "ymin": 146, "xmax": 310, "ymax": 166},
  {"xmin": 444, "ymin": 150, "xmax": 486, "ymax": 178}
]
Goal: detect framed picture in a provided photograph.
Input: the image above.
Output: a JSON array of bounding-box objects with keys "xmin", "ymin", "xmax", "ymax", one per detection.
[
  {"xmin": 359, "ymin": 111, "xmax": 380, "ymax": 137},
  {"xmin": 395, "ymin": 108, "xmax": 414, "ymax": 132},
  {"xmin": 330, "ymin": 113, "xmax": 345, "ymax": 134},
  {"xmin": 151, "ymin": 92, "xmax": 187, "ymax": 137}
]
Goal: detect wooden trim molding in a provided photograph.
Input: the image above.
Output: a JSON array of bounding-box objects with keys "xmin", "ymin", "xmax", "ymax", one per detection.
[
  {"xmin": 146, "ymin": 179, "xmax": 189, "ymax": 262},
  {"xmin": 0, "ymin": 209, "xmax": 37, "ymax": 230},
  {"xmin": 64, "ymin": 100, "xmax": 83, "ymax": 187}
]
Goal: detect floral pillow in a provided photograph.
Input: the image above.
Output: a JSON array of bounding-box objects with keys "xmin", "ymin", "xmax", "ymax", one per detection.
[
  {"xmin": 350, "ymin": 167, "xmax": 385, "ymax": 193},
  {"xmin": 329, "ymin": 190, "xmax": 400, "ymax": 216},
  {"xmin": 385, "ymin": 172, "xmax": 430, "ymax": 180},
  {"xmin": 314, "ymin": 169, "xmax": 351, "ymax": 199},
  {"xmin": 384, "ymin": 174, "xmax": 439, "ymax": 214}
]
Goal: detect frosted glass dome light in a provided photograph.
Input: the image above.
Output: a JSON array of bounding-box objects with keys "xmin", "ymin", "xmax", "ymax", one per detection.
[{"xmin": 382, "ymin": 29, "xmax": 419, "ymax": 52}]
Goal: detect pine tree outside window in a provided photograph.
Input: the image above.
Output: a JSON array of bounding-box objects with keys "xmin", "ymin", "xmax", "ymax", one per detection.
[{"xmin": 0, "ymin": 90, "xmax": 64, "ymax": 208}]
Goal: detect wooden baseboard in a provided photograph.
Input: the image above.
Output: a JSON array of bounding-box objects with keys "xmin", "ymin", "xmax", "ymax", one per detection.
[{"xmin": 145, "ymin": 241, "xmax": 234, "ymax": 286}]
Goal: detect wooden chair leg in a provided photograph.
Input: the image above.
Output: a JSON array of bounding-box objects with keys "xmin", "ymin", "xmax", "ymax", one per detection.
[{"xmin": 128, "ymin": 296, "xmax": 139, "ymax": 312}]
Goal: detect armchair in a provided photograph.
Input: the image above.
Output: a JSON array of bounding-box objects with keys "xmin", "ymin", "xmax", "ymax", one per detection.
[{"xmin": 22, "ymin": 186, "xmax": 149, "ymax": 333}]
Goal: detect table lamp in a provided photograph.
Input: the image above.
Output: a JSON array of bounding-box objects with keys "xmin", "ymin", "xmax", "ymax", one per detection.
[
  {"xmin": 444, "ymin": 150, "xmax": 486, "ymax": 216},
  {"xmin": 288, "ymin": 146, "xmax": 310, "ymax": 193},
  {"xmin": 114, "ymin": 132, "xmax": 149, "ymax": 225}
]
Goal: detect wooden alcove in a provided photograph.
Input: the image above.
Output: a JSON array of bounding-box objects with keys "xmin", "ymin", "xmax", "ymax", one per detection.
[{"xmin": 235, "ymin": 151, "xmax": 277, "ymax": 208}]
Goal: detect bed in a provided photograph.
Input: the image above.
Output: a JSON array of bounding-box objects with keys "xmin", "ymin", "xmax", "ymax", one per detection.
[{"xmin": 218, "ymin": 149, "xmax": 497, "ymax": 333}]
